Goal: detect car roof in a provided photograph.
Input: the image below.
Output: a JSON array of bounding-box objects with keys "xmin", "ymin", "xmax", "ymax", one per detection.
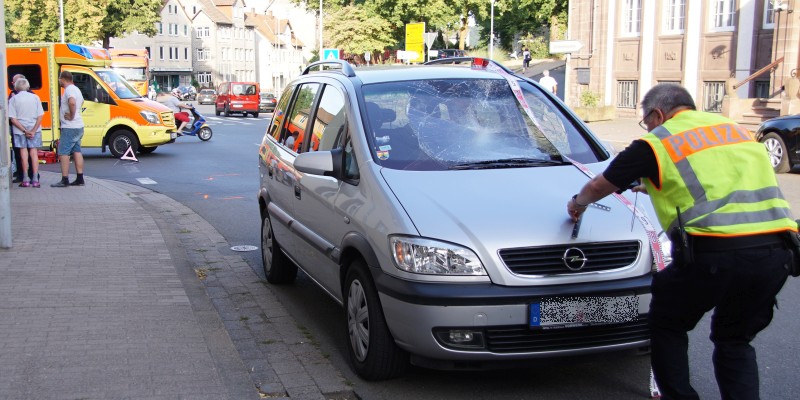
[{"xmin": 342, "ymin": 65, "xmax": 508, "ymax": 85}]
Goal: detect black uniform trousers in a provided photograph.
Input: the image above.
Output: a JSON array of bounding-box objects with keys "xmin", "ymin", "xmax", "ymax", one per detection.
[{"xmin": 649, "ymin": 239, "xmax": 790, "ymax": 400}]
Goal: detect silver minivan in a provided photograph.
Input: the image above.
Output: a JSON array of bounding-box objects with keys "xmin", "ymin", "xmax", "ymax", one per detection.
[{"xmin": 257, "ymin": 59, "xmax": 670, "ymax": 380}]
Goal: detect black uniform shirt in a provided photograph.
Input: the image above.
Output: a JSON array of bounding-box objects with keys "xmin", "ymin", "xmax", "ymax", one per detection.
[{"xmin": 602, "ymin": 139, "xmax": 660, "ymax": 190}]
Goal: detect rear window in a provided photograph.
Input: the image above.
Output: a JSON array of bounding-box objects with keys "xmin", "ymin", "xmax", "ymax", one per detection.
[
  {"xmin": 233, "ymin": 84, "xmax": 257, "ymax": 95},
  {"xmin": 361, "ymin": 78, "xmax": 604, "ymax": 171}
]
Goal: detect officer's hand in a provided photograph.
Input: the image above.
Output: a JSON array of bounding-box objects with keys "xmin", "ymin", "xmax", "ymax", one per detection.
[{"xmin": 631, "ymin": 184, "xmax": 648, "ymax": 194}]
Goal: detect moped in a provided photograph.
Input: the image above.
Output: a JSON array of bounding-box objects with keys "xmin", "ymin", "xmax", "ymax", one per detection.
[{"xmin": 179, "ymin": 105, "xmax": 212, "ymax": 141}]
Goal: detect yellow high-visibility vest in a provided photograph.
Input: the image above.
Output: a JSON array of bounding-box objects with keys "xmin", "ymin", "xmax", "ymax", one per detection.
[{"xmin": 640, "ymin": 110, "xmax": 796, "ymax": 236}]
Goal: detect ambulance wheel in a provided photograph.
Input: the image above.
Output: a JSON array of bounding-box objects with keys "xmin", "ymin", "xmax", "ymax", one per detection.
[
  {"xmin": 138, "ymin": 146, "xmax": 157, "ymax": 154},
  {"xmin": 761, "ymin": 132, "xmax": 790, "ymax": 173},
  {"xmin": 108, "ymin": 130, "xmax": 138, "ymax": 158},
  {"xmin": 198, "ymin": 127, "xmax": 213, "ymax": 141}
]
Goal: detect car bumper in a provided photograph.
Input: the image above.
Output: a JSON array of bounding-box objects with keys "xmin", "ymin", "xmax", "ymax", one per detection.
[
  {"xmin": 259, "ymin": 104, "xmax": 276, "ymax": 112},
  {"xmin": 137, "ymin": 126, "xmax": 177, "ymax": 147},
  {"xmin": 373, "ymin": 269, "xmax": 652, "ymax": 363}
]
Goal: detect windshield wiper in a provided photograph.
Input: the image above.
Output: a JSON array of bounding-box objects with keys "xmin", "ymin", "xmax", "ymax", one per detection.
[{"xmin": 448, "ymin": 157, "xmax": 570, "ymax": 170}]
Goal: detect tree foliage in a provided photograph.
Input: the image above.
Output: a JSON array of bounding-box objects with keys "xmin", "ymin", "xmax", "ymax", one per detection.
[
  {"xmin": 4, "ymin": 0, "xmax": 162, "ymax": 47},
  {"xmin": 325, "ymin": 6, "xmax": 395, "ymax": 55}
]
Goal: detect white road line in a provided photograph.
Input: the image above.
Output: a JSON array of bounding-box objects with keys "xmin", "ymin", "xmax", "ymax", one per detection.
[{"xmin": 136, "ymin": 177, "xmax": 158, "ymax": 185}]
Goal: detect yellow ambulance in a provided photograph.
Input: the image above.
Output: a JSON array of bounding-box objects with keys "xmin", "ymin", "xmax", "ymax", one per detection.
[{"xmin": 6, "ymin": 43, "xmax": 177, "ymax": 157}]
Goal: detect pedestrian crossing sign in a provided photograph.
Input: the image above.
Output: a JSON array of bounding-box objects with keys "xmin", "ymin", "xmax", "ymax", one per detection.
[{"xmin": 322, "ymin": 48, "xmax": 339, "ymax": 60}]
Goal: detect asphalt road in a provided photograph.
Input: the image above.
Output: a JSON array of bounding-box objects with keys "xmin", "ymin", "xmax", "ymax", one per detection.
[{"xmin": 36, "ymin": 102, "xmax": 800, "ymax": 399}]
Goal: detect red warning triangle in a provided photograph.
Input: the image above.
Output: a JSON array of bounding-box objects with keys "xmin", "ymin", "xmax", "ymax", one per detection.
[{"xmin": 121, "ymin": 146, "xmax": 139, "ymax": 162}]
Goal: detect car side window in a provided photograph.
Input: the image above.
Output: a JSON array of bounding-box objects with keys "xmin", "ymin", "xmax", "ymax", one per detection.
[
  {"xmin": 284, "ymin": 83, "xmax": 320, "ymax": 153},
  {"xmin": 269, "ymin": 85, "xmax": 295, "ymax": 142},
  {"xmin": 72, "ymin": 72, "xmax": 113, "ymax": 105},
  {"xmin": 311, "ymin": 85, "xmax": 347, "ymax": 152}
]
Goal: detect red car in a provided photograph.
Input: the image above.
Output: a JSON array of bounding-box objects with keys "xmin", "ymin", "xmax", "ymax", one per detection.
[{"xmin": 215, "ymin": 81, "xmax": 260, "ymax": 117}]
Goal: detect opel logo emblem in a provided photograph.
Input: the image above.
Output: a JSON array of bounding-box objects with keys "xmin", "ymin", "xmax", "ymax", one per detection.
[{"xmin": 562, "ymin": 247, "xmax": 588, "ymax": 271}]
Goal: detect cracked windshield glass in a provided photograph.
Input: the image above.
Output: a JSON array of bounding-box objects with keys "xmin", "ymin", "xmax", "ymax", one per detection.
[{"xmin": 362, "ymin": 78, "xmax": 604, "ymax": 171}]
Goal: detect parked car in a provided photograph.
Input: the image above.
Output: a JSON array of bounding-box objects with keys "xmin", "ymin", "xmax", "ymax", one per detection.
[
  {"xmin": 176, "ymin": 85, "xmax": 196, "ymax": 101},
  {"xmin": 258, "ymin": 58, "xmax": 669, "ymax": 380},
  {"xmin": 259, "ymin": 92, "xmax": 277, "ymax": 113},
  {"xmin": 432, "ymin": 48, "xmax": 466, "ymax": 59},
  {"xmin": 754, "ymin": 114, "xmax": 800, "ymax": 173},
  {"xmin": 216, "ymin": 81, "xmax": 260, "ymax": 117},
  {"xmin": 197, "ymin": 89, "xmax": 217, "ymax": 105}
]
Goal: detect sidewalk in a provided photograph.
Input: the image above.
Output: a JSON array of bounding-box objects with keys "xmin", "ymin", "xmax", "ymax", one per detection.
[{"xmin": 0, "ymin": 171, "xmax": 354, "ymax": 400}]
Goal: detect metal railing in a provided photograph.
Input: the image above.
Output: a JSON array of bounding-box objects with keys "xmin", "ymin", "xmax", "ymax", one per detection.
[{"xmin": 732, "ymin": 57, "xmax": 784, "ymax": 90}]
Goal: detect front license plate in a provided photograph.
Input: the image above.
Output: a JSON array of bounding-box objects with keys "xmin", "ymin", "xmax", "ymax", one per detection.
[{"xmin": 530, "ymin": 295, "xmax": 638, "ymax": 329}]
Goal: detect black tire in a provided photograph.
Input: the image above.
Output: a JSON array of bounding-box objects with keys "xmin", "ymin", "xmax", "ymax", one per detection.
[
  {"xmin": 215, "ymin": 107, "xmax": 221, "ymax": 116},
  {"xmin": 344, "ymin": 259, "xmax": 408, "ymax": 380},
  {"xmin": 198, "ymin": 127, "xmax": 212, "ymax": 141},
  {"xmin": 224, "ymin": 104, "xmax": 232, "ymax": 117},
  {"xmin": 138, "ymin": 146, "xmax": 157, "ymax": 154},
  {"xmin": 253, "ymin": 112, "xmax": 260, "ymax": 118},
  {"xmin": 108, "ymin": 130, "xmax": 139, "ymax": 158},
  {"xmin": 761, "ymin": 132, "xmax": 791, "ymax": 173},
  {"xmin": 261, "ymin": 213, "xmax": 296, "ymax": 283}
]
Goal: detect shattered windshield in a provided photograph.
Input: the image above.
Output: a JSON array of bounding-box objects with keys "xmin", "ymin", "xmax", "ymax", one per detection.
[{"xmin": 362, "ymin": 78, "xmax": 603, "ymax": 171}]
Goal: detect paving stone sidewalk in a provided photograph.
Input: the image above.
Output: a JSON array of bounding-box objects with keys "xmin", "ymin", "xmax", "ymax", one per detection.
[{"xmin": 0, "ymin": 171, "xmax": 354, "ymax": 400}]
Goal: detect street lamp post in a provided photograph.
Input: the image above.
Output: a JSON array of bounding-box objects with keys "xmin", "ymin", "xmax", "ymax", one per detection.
[
  {"xmin": 318, "ymin": 0, "xmax": 323, "ymax": 54},
  {"xmin": 489, "ymin": 0, "xmax": 495, "ymax": 59},
  {"xmin": 59, "ymin": 0, "xmax": 65, "ymax": 42}
]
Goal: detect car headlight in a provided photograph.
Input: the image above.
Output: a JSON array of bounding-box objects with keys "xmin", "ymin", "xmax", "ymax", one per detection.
[
  {"xmin": 655, "ymin": 231, "xmax": 673, "ymax": 272},
  {"xmin": 390, "ymin": 236, "xmax": 487, "ymax": 275},
  {"xmin": 140, "ymin": 110, "xmax": 160, "ymax": 124}
]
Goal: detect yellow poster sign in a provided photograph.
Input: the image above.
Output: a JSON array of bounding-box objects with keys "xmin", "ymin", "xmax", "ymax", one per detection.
[{"xmin": 405, "ymin": 22, "xmax": 425, "ymax": 63}]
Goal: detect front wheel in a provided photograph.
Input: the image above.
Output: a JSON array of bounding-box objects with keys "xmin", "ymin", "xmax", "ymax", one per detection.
[
  {"xmin": 344, "ymin": 260, "xmax": 408, "ymax": 380},
  {"xmin": 224, "ymin": 104, "xmax": 232, "ymax": 117},
  {"xmin": 261, "ymin": 213, "xmax": 296, "ymax": 283},
  {"xmin": 108, "ymin": 130, "xmax": 138, "ymax": 158},
  {"xmin": 198, "ymin": 127, "xmax": 213, "ymax": 141},
  {"xmin": 761, "ymin": 132, "xmax": 791, "ymax": 173}
]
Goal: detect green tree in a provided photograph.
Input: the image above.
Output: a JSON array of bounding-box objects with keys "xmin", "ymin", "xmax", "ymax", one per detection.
[
  {"xmin": 5, "ymin": 0, "xmax": 161, "ymax": 47},
  {"xmin": 325, "ymin": 6, "xmax": 395, "ymax": 55}
]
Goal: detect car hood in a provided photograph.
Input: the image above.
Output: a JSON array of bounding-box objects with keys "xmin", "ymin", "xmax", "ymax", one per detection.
[
  {"xmin": 379, "ymin": 163, "xmax": 659, "ymax": 251},
  {"xmin": 121, "ymin": 97, "xmax": 171, "ymax": 113}
]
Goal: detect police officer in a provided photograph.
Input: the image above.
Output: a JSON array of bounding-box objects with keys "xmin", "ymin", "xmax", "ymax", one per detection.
[{"xmin": 566, "ymin": 84, "xmax": 795, "ymax": 399}]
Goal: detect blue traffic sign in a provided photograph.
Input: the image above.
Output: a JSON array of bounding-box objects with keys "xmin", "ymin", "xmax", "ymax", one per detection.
[{"xmin": 322, "ymin": 48, "xmax": 340, "ymax": 60}]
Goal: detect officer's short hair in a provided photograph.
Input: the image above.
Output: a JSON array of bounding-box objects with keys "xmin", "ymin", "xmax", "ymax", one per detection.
[
  {"xmin": 14, "ymin": 78, "xmax": 30, "ymax": 92},
  {"xmin": 641, "ymin": 83, "xmax": 696, "ymax": 116},
  {"xmin": 60, "ymin": 70, "xmax": 74, "ymax": 82}
]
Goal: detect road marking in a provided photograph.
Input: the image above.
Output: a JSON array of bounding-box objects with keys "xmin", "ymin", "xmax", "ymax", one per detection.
[{"xmin": 136, "ymin": 177, "xmax": 158, "ymax": 185}]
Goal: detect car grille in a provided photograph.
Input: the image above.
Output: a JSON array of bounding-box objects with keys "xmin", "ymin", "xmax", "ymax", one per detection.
[
  {"xmin": 484, "ymin": 317, "xmax": 649, "ymax": 353},
  {"xmin": 499, "ymin": 241, "xmax": 640, "ymax": 275},
  {"xmin": 160, "ymin": 112, "xmax": 176, "ymax": 128}
]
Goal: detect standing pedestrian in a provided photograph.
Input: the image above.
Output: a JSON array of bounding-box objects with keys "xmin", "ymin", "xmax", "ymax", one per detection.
[
  {"xmin": 538, "ymin": 69, "xmax": 558, "ymax": 95},
  {"xmin": 51, "ymin": 70, "xmax": 86, "ymax": 187},
  {"xmin": 566, "ymin": 83, "xmax": 795, "ymax": 400},
  {"xmin": 522, "ymin": 47, "xmax": 531, "ymax": 73},
  {"xmin": 8, "ymin": 78, "xmax": 44, "ymax": 188},
  {"xmin": 8, "ymin": 73, "xmax": 35, "ymax": 183}
]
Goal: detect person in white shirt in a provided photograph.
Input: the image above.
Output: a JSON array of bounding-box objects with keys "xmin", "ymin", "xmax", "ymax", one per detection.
[
  {"xmin": 8, "ymin": 78, "xmax": 44, "ymax": 187},
  {"xmin": 51, "ymin": 70, "xmax": 86, "ymax": 187},
  {"xmin": 539, "ymin": 69, "xmax": 558, "ymax": 95}
]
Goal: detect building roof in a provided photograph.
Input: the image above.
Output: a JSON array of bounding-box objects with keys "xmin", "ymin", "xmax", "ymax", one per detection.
[
  {"xmin": 195, "ymin": 0, "xmax": 232, "ymax": 24},
  {"xmin": 246, "ymin": 12, "xmax": 304, "ymax": 47}
]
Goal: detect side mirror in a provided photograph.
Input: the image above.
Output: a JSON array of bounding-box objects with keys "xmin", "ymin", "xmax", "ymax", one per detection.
[{"xmin": 294, "ymin": 149, "xmax": 343, "ymax": 178}]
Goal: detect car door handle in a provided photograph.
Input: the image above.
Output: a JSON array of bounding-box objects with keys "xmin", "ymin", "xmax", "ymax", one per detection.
[{"xmin": 294, "ymin": 184, "xmax": 301, "ymax": 199}]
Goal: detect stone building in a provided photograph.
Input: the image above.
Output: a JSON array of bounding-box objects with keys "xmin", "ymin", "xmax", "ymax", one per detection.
[{"xmin": 566, "ymin": 0, "xmax": 800, "ymax": 127}]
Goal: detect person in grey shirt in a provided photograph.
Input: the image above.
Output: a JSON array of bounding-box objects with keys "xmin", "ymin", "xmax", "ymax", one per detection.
[
  {"xmin": 163, "ymin": 88, "xmax": 192, "ymax": 134},
  {"xmin": 8, "ymin": 78, "xmax": 44, "ymax": 187}
]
